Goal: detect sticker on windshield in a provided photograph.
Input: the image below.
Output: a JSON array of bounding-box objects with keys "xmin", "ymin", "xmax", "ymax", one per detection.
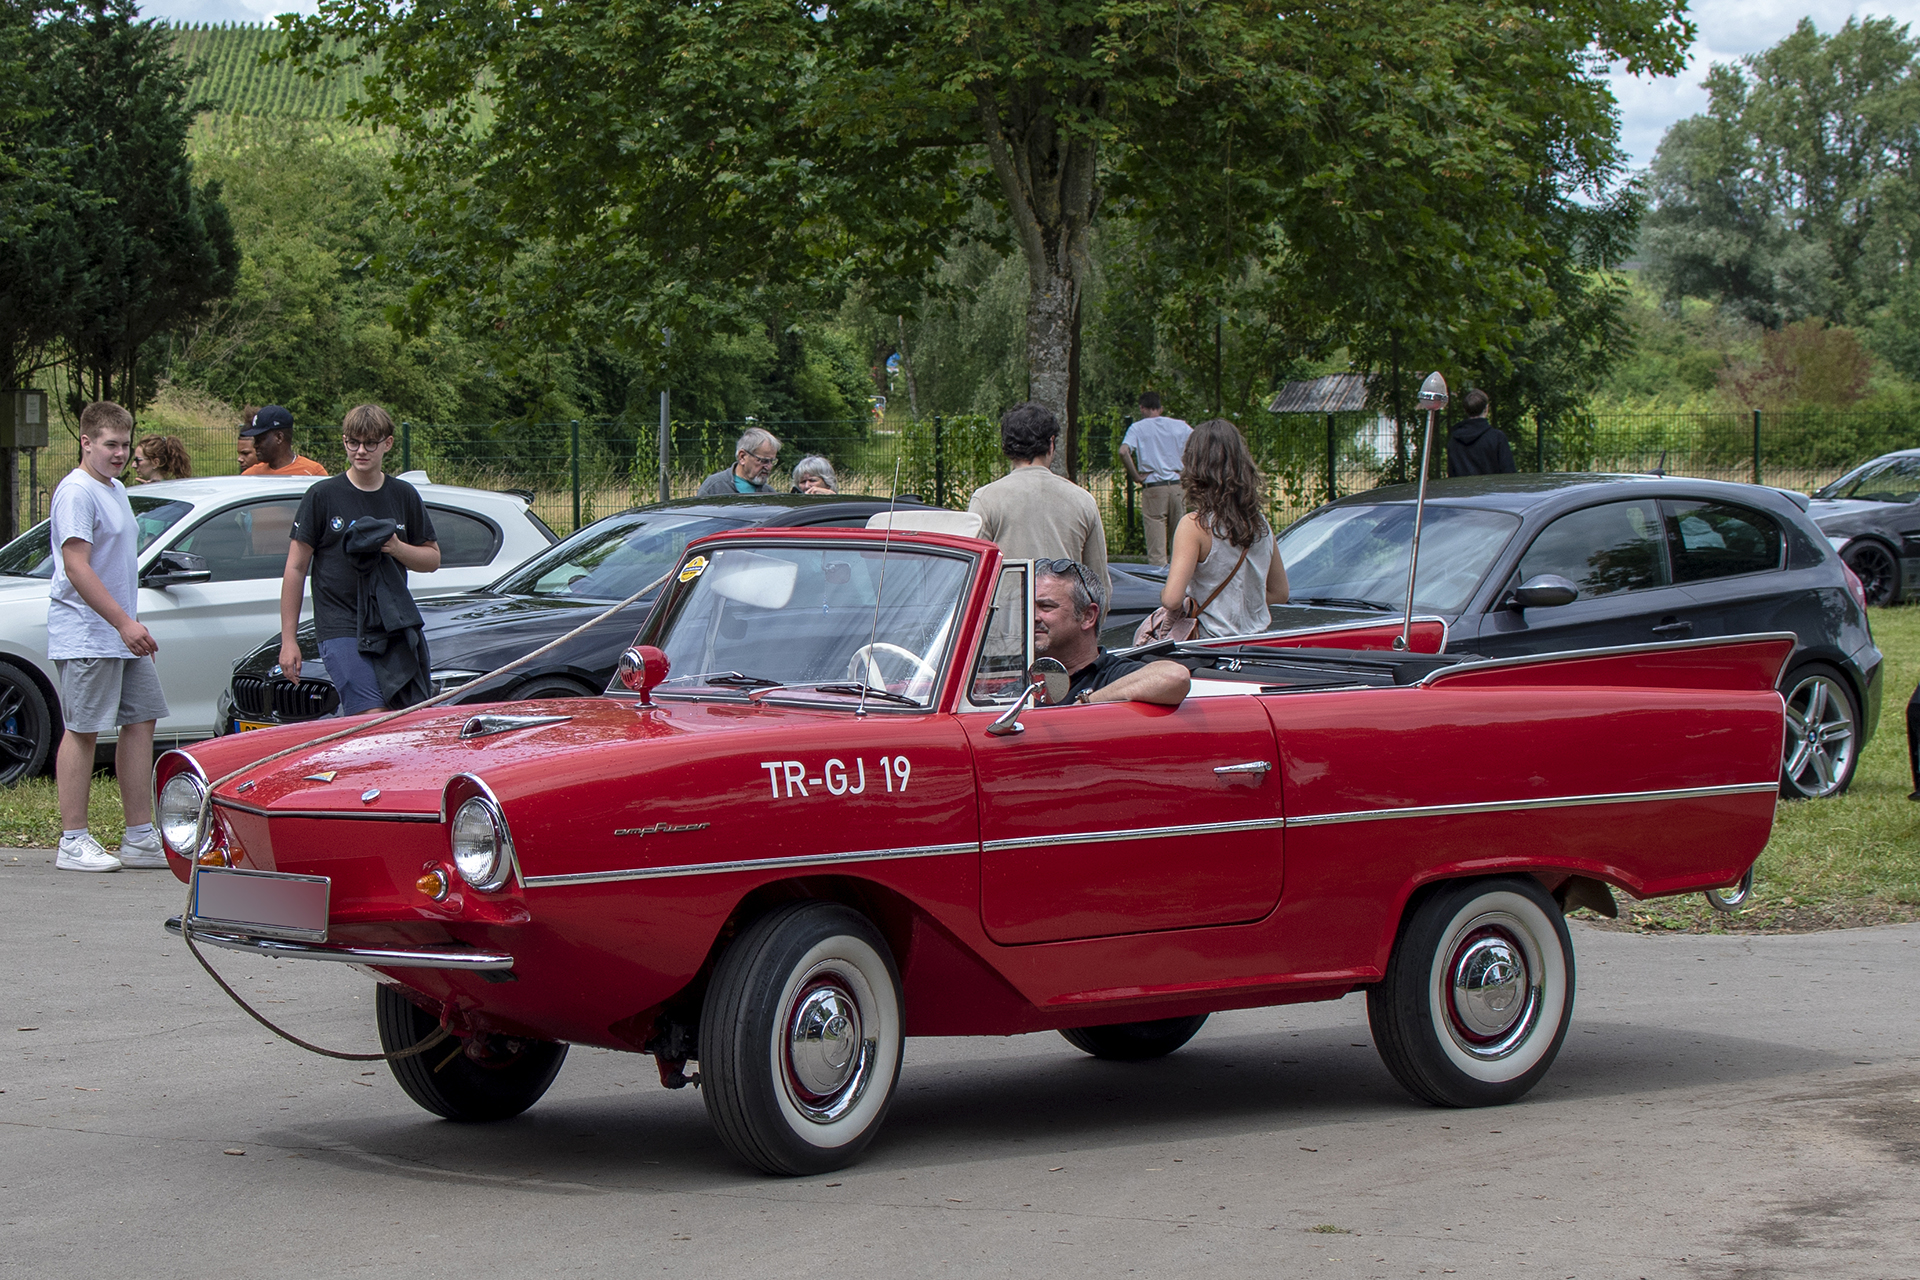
[{"xmin": 678, "ymin": 555, "xmax": 709, "ymax": 583}]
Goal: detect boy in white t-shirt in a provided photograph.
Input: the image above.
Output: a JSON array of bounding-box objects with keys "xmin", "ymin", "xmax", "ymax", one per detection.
[{"xmin": 48, "ymin": 402, "xmax": 169, "ymax": 872}]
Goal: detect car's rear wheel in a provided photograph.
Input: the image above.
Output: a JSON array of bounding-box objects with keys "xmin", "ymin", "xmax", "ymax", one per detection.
[
  {"xmin": 700, "ymin": 901, "xmax": 903, "ymax": 1175},
  {"xmin": 375, "ymin": 984, "xmax": 568, "ymax": 1122},
  {"xmin": 1779, "ymin": 663, "xmax": 1860, "ymax": 800},
  {"xmin": 1059, "ymin": 1014, "xmax": 1209, "ymax": 1061},
  {"xmin": 0, "ymin": 662, "xmax": 54, "ymax": 787},
  {"xmin": 1841, "ymin": 539, "xmax": 1900, "ymax": 606},
  {"xmin": 1368, "ymin": 877, "xmax": 1575, "ymax": 1108}
]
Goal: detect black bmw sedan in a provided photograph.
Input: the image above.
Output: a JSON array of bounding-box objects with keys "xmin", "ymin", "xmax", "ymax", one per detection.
[
  {"xmin": 217, "ymin": 493, "xmax": 936, "ymax": 734},
  {"xmin": 1108, "ymin": 474, "xmax": 1882, "ymax": 800}
]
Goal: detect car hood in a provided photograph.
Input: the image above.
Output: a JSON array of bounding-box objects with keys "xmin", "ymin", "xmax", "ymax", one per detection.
[
  {"xmin": 1807, "ymin": 498, "xmax": 1907, "ymax": 533},
  {"xmin": 0, "ymin": 575, "xmax": 51, "ymax": 600},
  {"xmin": 190, "ymin": 693, "xmax": 871, "ymax": 817}
]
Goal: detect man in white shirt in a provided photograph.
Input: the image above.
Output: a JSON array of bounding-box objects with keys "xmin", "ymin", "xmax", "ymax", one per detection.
[
  {"xmin": 1119, "ymin": 392, "xmax": 1193, "ymax": 565},
  {"xmin": 48, "ymin": 402, "xmax": 168, "ymax": 872}
]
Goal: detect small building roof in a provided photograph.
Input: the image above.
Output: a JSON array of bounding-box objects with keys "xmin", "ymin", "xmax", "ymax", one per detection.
[{"xmin": 1266, "ymin": 373, "xmax": 1373, "ymax": 414}]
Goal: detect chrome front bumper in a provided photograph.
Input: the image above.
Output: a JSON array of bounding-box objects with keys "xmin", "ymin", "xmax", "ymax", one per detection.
[{"xmin": 163, "ymin": 916, "xmax": 514, "ymax": 971}]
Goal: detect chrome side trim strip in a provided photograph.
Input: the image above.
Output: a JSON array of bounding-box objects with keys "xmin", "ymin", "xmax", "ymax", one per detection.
[
  {"xmin": 981, "ymin": 816, "xmax": 1287, "ymax": 853},
  {"xmin": 522, "ymin": 840, "xmax": 978, "ymax": 888},
  {"xmin": 163, "ymin": 916, "xmax": 513, "ymax": 971},
  {"xmin": 1284, "ymin": 780, "xmax": 1779, "ymax": 828},
  {"xmin": 212, "ymin": 799, "xmax": 442, "ymax": 823}
]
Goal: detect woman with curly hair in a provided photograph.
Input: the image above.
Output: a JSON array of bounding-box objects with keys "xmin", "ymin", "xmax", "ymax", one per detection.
[
  {"xmin": 1159, "ymin": 419, "xmax": 1288, "ymax": 638},
  {"xmin": 131, "ymin": 435, "xmax": 192, "ymax": 483}
]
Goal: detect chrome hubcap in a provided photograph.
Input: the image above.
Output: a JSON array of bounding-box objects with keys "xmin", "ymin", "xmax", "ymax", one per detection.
[
  {"xmin": 1443, "ymin": 919, "xmax": 1542, "ymax": 1060},
  {"xmin": 1783, "ymin": 675, "xmax": 1855, "ymax": 798},
  {"xmin": 784, "ymin": 973, "xmax": 874, "ymax": 1123}
]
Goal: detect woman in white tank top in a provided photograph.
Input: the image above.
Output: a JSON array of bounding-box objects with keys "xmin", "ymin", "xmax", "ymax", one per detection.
[{"xmin": 1161, "ymin": 419, "xmax": 1290, "ymax": 639}]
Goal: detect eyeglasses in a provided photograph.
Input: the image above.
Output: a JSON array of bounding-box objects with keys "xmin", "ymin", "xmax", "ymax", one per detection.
[
  {"xmin": 1035, "ymin": 558, "xmax": 1103, "ymax": 609},
  {"xmin": 745, "ymin": 450, "xmax": 779, "ymax": 464},
  {"xmin": 341, "ymin": 438, "xmax": 383, "ymax": 453}
]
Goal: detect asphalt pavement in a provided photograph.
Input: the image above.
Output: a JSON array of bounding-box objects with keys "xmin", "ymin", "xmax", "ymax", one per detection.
[{"xmin": 4, "ymin": 849, "xmax": 1918, "ymax": 1279}]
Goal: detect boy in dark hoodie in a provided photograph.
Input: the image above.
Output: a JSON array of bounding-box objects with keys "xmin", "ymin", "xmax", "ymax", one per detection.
[{"xmin": 1445, "ymin": 388, "xmax": 1516, "ymax": 476}]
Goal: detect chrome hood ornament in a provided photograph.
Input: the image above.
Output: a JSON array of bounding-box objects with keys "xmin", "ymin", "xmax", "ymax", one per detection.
[{"xmin": 459, "ymin": 713, "xmax": 574, "ymax": 740}]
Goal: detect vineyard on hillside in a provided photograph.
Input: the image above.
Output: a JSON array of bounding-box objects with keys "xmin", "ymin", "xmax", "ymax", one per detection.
[{"xmin": 168, "ymin": 23, "xmax": 372, "ymax": 119}]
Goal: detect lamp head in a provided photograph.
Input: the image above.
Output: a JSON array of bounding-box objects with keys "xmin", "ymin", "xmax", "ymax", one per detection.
[{"xmin": 1417, "ymin": 371, "xmax": 1449, "ymax": 412}]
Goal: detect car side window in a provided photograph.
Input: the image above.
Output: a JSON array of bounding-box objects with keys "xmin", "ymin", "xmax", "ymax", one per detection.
[
  {"xmin": 969, "ymin": 565, "xmax": 1030, "ymax": 704},
  {"xmin": 426, "ymin": 506, "xmax": 502, "ymax": 568},
  {"xmin": 170, "ymin": 499, "xmax": 303, "ymax": 583},
  {"xmin": 1516, "ymin": 499, "xmax": 1671, "ymax": 600},
  {"xmin": 1662, "ymin": 500, "xmax": 1782, "ymax": 582}
]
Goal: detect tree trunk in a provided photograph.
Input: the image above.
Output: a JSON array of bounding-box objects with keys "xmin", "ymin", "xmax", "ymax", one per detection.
[{"xmin": 974, "ymin": 67, "xmax": 1101, "ymax": 478}]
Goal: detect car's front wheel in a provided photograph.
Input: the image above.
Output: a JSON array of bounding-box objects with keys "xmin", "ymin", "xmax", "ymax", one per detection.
[
  {"xmin": 1368, "ymin": 877, "xmax": 1575, "ymax": 1108},
  {"xmin": 1841, "ymin": 538, "xmax": 1901, "ymax": 606},
  {"xmin": 700, "ymin": 902, "xmax": 904, "ymax": 1175},
  {"xmin": 1779, "ymin": 663, "xmax": 1861, "ymax": 799},
  {"xmin": 376, "ymin": 984, "xmax": 568, "ymax": 1121},
  {"xmin": 0, "ymin": 662, "xmax": 53, "ymax": 787},
  {"xmin": 1060, "ymin": 1014, "xmax": 1209, "ymax": 1061}
]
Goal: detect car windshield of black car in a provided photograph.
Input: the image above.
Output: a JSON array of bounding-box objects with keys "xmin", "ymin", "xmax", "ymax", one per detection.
[
  {"xmin": 650, "ymin": 544, "xmax": 970, "ymax": 709},
  {"xmin": 1278, "ymin": 505, "xmax": 1520, "ymax": 614},
  {"xmin": 0, "ymin": 496, "xmax": 195, "ymax": 579},
  {"xmin": 492, "ymin": 512, "xmax": 746, "ymax": 600},
  {"xmin": 1817, "ymin": 455, "xmax": 1920, "ymax": 504}
]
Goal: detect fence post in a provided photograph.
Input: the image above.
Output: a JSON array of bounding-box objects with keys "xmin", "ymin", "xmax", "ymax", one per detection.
[
  {"xmin": 1536, "ymin": 420, "xmax": 1545, "ymax": 473},
  {"xmin": 1325, "ymin": 414, "xmax": 1337, "ymax": 503},
  {"xmin": 658, "ymin": 390, "xmax": 670, "ymax": 504},
  {"xmin": 933, "ymin": 415, "xmax": 945, "ymax": 509},
  {"xmin": 1126, "ymin": 472, "xmax": 1136, "ymax": 540},
  {"xmin": 401, "ymin": 421, "xmax": 411, "ymax": 473},
  {"xmin": 570, "ymin": 420, "xmax": 581, "ymax": 531},
  {"xmin": 1752, "ymin": 409, "xmax": 1762, "ymax": 486}
]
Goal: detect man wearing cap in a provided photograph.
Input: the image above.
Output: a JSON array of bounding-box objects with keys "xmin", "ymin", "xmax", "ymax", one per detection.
[{"xmin": 242, "ymin": 405, "xmax": 328, "ymax": 477}]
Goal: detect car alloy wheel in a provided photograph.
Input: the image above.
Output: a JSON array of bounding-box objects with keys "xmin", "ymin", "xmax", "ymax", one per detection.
[
  {"xmin": 1840, "ymin": 539, "xmax": 1899, "ymax": 606},
  {"xmin": 1368, "ymin": 877, "xmax": 1575, "ymax": 1108},
  {"xmin": 0, "ymin": 663, "xmax": 53, "ymax": 787},
  {"xmin": 1779, "ymin": 665, "xmax": 1859, "ymax": 800}
]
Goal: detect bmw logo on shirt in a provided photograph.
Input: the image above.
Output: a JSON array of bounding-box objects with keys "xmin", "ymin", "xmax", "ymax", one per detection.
[{"xmin": 330, "ymin": 516, "xmax": 344, "ymax": 531}]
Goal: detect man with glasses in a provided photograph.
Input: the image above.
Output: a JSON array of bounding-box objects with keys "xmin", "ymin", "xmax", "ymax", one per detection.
[
  {"xmin": 277, "ymin": 404, "xmax": 440, "ymax": 714},
  {"xmin": 240, "ymin": 404, "xmax": 329, "ymax": 477},
  {"xmin": 1034, "ymin": 559, "xmax": 1188, "ymax": 706},
  {"xmin": 698, "ymin": 427, "xmax": 782, "ymax": 496}
]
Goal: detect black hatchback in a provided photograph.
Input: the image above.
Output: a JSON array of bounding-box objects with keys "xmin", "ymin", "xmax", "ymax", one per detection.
[
  {"xmin": 218, "ymin": 493, "xmax": 930, "ymax": 734},
  {"xmin": 1116, "ymin": 474, "xmax": 1882, "ymax": 800}
]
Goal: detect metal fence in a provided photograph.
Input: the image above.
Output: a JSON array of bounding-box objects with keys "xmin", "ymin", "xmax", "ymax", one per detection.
[{"xmin": 14, "ymin": 406, "xmax": 1914, "ymax": 558}]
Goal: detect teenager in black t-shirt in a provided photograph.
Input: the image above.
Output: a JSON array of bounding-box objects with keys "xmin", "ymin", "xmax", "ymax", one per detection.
[{"xmin": 276, "ymin": 405, "xmax": 440, "ymax": 713}]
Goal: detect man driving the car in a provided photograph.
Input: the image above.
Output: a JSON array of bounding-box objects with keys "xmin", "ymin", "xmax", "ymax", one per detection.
[{"xmin": 1033, "ymin": 559, "xmax": 1189, "ymax": 705}]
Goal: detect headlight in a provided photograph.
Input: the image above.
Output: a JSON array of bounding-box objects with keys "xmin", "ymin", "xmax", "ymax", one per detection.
[
  {"xmin": 1826, "ymin": 535, "xmax": 1852, "ymax": 552},
  {"xmin": 450, "ymin": 796, "xmax": 512, "ymax": 891},
  {"xmin": 158, "ymin": 772, "xmax": 209, "ymax": 856},
  {"xmin": 430, "ymin": 669, "xmax": 485, "ymax": 697}
]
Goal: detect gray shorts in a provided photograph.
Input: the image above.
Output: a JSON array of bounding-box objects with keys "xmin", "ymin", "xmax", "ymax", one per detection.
[{"xmin": 55, "ymin": 656, "xmax": 169, "ymax": 734}]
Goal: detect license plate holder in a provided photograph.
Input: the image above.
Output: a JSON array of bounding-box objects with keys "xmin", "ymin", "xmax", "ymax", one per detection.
[
  {"xmin": 190, "ymin": 867, "xmax": 329, "ymax": 943},
  {"xmin": 234, "ymin": 719, "xmax": 272, "ymax": 733}
]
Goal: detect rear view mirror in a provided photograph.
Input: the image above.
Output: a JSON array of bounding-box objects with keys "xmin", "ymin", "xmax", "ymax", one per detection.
[
  {"xmin": 1513, "ymin": 574, "xmax": 1578, "ymax": 609},
  {"xmin": 141, "ymin": 550, "xmax": 211, "ymax": 589}
]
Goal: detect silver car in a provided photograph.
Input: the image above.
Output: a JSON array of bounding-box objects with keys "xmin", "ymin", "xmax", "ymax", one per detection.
[{"xmin": 1808, "ymin": 450, "xmax": 1920, "ymax": 606}]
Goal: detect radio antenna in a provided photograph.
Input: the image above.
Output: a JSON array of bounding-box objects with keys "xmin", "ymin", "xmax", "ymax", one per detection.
[{"xmin": 857, "ymin": 452, "xmax": 905, "ymax": 717}]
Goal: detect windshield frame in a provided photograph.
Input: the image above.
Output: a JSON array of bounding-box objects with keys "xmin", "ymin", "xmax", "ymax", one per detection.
[{"xmin": 630, "ymin": 532, "xmax": 987, "ymax": 713}]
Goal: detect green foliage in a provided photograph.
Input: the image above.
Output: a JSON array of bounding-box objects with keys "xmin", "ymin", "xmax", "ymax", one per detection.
[{"xmin": 169, "ymin": 22, "xmax": 371, "ymax": 120}]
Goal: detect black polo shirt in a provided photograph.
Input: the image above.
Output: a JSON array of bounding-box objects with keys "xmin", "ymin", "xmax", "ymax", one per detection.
[{"xmin": 1065, "ymin": 648, "xmax": 1147, "ymax": 703}]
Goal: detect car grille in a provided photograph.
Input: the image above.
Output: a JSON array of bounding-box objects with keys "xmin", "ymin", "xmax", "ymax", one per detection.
[{"xmin": 231, "ymin": 675, "xmax": 339, "ymax": 721}]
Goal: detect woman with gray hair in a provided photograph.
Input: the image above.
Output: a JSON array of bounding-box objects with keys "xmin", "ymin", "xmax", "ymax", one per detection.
[{"xmin": 791, "ymin": 456, "xmax": 838, "ymax": 494}]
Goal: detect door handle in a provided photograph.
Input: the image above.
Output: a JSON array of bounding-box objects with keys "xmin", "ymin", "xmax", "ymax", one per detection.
[
  {"xmin": 1213, "ymin": 761, "xmax": 1273, "ymax": 776},
  {"xmin": 1651, "ymin": 619, "xmax": 1693, "ymax": 636}
]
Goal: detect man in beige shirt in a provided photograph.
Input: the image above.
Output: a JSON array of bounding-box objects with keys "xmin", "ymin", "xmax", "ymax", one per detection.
[{"xmin": 967, "ymin": 402, "xmax": 1110, "ymax": 600}]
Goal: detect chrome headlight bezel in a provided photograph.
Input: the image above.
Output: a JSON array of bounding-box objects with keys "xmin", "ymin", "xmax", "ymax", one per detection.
[
  {"xmin": 450, "ymin": 795, "xmax": 514, "ymax": 892},
  {"xmin": 158, "ymin": 772, "xmax": 210, "ymax": 856}
]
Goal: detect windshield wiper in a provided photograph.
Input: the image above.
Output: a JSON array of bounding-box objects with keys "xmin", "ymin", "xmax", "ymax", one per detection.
[
  {"xmin": 666, "ymin": 671, "xmax": 784, "ymax": 689},
  {"xmin": 1293, "ymin": 595, "xmax": 1397, "ymax": 612},
  {"xmin": 807, "ymin": 681, "xmax": 921, "ymax": 707}
]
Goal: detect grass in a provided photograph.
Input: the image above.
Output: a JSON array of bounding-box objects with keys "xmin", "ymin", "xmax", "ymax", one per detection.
[{"xmin": 8, "ymin": 612, "xmax": 1919, "ymax": 935}]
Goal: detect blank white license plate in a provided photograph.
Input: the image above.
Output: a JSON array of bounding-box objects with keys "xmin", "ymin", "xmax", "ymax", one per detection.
[{"xmin": 191, "ymin": 867, "xmax": 329, "ymax": 943}]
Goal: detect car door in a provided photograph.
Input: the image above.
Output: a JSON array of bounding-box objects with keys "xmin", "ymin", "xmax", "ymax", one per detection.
[
  {"xmin": 140, "ymin": 497, "xmax": 309, "ymax": 738},
  {"xmin": 1470, "ymin": 497, "xmax": 1697, "ymax": 658},
  {"xmin": 960, "ymin": 564, "xmax": 1285, "ymax": 945}
]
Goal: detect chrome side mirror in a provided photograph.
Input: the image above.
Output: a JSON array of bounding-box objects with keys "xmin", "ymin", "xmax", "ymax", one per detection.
[
  {"xmin": 1512, "ymin": 574, "xmax": 1578, "ymax": 609},
  {"xmin": 986, "ymin": 657, "xmax": 1069, "ymax": 737}
]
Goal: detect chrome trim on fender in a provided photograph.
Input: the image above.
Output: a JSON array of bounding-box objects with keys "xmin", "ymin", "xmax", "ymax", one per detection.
[
  {"xmin": 163, "ymin": 916, "xmax": 513, "ymax": 971},
  {"xmin": 211, "ymin": 799, "xmax": 443, "ymax": 822},
  {"xmin": 1417, "ymin": 631, "xmax": 1801, "ymax": 688},
  {"xmin": 1284, "ymin": 780, "xmax": 1780, "ymax": 828},
  {"xmin": 982, "ymin": 816, "xmax": 1287, "ymax": 853},
  {"xmin": 523, "ymin": 840, "xmax": 977, "ymax": 888}
]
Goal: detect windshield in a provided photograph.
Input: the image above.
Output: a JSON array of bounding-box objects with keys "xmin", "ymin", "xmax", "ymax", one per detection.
[
  {"xmin": 1814, "ymin": 455, "xmax": 1920, "ymax": 503},
  {"xmin": 1278, "ymin": 504, "xmax": 1521, "ymax": 615},
  {"xmin": 647, "ymin": 543, "xmax": 972, "ymax": 709},
  {"xmin": 0, "ymin": 497, "xmax": 195, "ymax": 579},
  {"xmin": 492, "ymin": 511, "xmax": 747, "ymax": 599}
]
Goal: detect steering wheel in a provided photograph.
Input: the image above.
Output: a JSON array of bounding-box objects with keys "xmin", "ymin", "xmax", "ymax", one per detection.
[{"xmin": 847, "ymin": 642, "xmax": 939, "ymax": 701}]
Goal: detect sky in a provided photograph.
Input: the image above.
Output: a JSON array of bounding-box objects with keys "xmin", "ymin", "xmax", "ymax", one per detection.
[{"xmin": 143, "ymin": 0, "xmax": 1920, "ymax": 175}]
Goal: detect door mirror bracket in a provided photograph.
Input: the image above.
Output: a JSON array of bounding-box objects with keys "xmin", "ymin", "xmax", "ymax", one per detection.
[{"xmin": 986, "ymin": 658, "xmax": 1070, "ymax": 736}]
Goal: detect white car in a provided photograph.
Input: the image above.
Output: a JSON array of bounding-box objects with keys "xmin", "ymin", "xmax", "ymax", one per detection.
[{"xmin": 0, "ymin": 472, "xmax": 556, "ymax": 781}]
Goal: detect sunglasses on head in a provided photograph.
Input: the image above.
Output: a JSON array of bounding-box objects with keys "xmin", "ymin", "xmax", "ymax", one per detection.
[{"xmin": 1035, "ymin": 558, "xmax": 1101, "ymax": 607}]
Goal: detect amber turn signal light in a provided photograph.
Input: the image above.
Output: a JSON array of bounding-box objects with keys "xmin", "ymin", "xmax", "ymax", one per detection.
[{"xmin": 417, "ymin": 869, "xmax": 450, "ymax": 901}]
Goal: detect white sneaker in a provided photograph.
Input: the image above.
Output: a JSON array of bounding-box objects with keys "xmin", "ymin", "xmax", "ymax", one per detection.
[
  {"xmin": 116, "ymin": 829, "xmax": 168, "ymax": 869},
  {"xmin": 56, "ymin": 833, "xmax": 122, "ymax": 873}
]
